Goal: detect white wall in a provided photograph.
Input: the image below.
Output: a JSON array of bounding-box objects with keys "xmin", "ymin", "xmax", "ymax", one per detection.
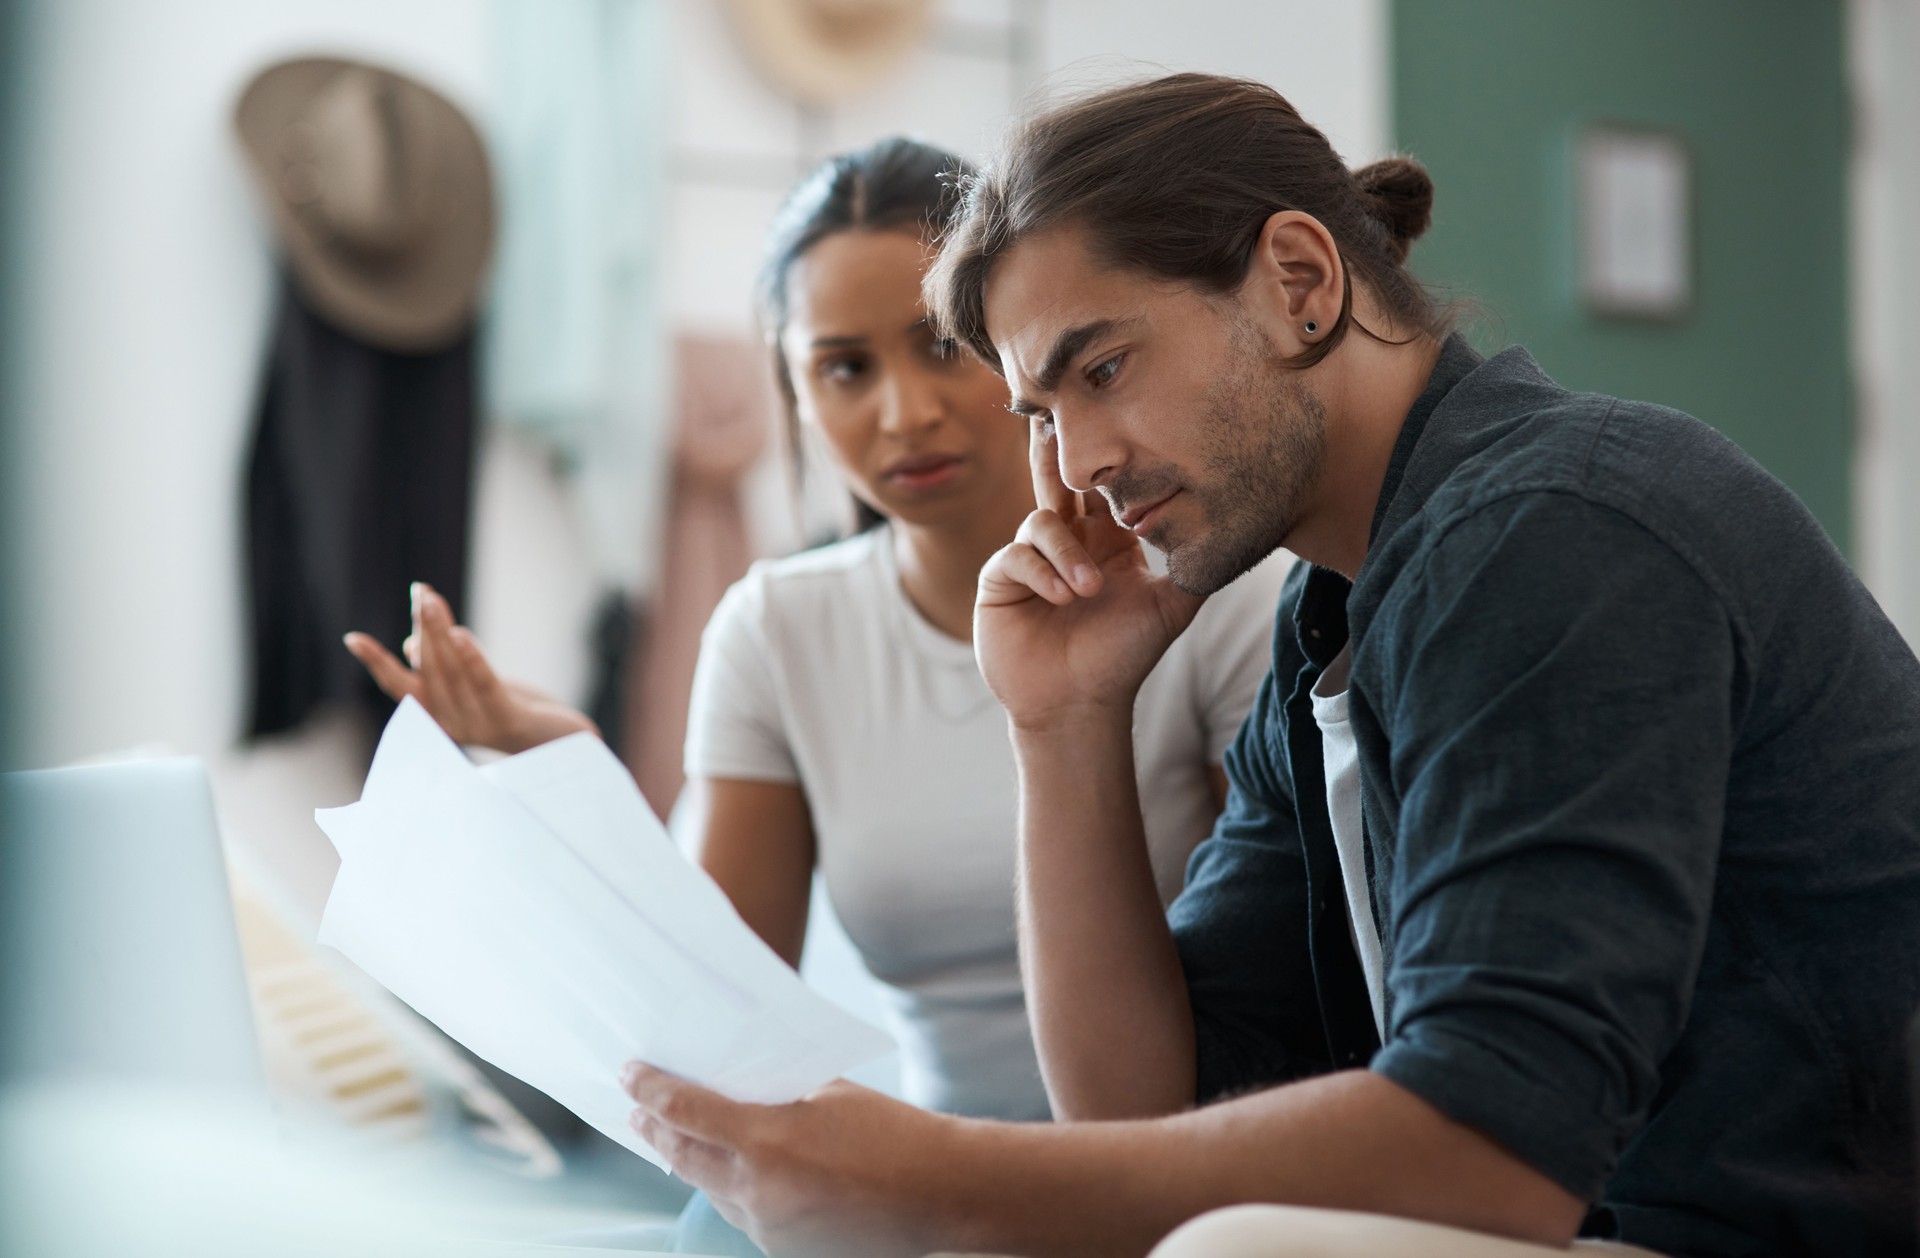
[
  {"xmin": 9, "ymin": 0, "xmax": 1387, "ymax": 923},
  {"xmin": 14, "ymin": 2, "xmax": 495, "ymax": 909},
  {"xmin": 12, "ymin": 0, "xmax": 482, "ymax": 766},
  {"xmin": 1850, "ymin": 0, "xmax": 1920, "ymax": 646},
  {"xmin": 667, "ymin": 0, "xmax": 1389, "ymax": 338}
]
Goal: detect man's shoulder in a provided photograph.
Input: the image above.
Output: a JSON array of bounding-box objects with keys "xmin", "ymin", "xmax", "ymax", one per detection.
[
  {"xmin": 1378, "ymin": 350, "xmax": 1819, "ymax": 604},
  {"xmin": 1438, "ymin": 353, "xmax": 1767, "ymax": 522}
]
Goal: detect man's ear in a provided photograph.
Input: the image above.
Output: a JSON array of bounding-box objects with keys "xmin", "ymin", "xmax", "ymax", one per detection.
[{"xmin": 1242, "ymin": 211, "xmax": 1344, "ymax": 357}]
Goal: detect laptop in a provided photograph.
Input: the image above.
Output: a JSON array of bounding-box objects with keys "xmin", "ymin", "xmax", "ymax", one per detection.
[{"xmin": 0, "ymin": 757, "xmax": 264, "ymax": 1096}]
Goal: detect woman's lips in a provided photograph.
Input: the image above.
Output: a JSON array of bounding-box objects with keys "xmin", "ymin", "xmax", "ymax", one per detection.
[{"xmin": 884, "ymin": 453, "xmax": 965, "ymax": 490}]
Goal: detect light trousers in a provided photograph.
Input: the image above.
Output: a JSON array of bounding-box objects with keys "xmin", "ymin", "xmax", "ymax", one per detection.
[{"xmin": 1146, "ymin": 1205, "xmax": 1665, "ymax": 1258}]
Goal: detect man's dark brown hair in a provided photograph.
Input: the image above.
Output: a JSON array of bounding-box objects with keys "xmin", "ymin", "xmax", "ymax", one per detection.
[{"xmin": 925, "ymin": 73, "xmax": 1442, "ymax": 371}]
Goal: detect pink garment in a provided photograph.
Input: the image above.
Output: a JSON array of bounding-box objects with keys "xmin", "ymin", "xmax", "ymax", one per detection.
[{"xmin": 624, "ymin": 335, "xmax": 774, "ymax": 817}]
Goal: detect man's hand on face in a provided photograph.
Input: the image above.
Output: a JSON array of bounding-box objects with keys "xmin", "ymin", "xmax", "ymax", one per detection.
[
  {"xmin": 974, "ymin": 418, "xmax": 1205, "ymax": 734},
  {"xmin": 623, "ymin": 1065, "xmax": 955, "ymax": 1258}
]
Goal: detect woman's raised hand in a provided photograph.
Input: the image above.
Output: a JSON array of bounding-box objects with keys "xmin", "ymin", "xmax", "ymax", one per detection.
[
  {"xmin": 973, "ymin": 419, "xmax": 1204, "ymax": 734},
  {"xmin": 343, "ymin": 582, "xmax": 599, "ymax": 754}
]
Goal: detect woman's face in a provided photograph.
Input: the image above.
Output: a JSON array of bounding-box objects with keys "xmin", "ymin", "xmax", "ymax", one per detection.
[{"xmin": 780, "ymin": 229, "xmax": 1031, "ymax": 529}]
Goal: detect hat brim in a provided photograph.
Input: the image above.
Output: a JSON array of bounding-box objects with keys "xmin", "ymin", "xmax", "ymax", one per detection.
[
  {"xmin": 723, "ymin": 0, "xmax": 934, "ymax": 107},
  {"xmin": 235, "ymin": 57, "xmax": 494, "ymax": 353}
]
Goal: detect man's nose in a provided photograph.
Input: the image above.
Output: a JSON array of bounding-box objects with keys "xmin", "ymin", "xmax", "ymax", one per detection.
[{"xmin": 1053, "ymin": 414, "xmax": 1120, "ymax": 492}]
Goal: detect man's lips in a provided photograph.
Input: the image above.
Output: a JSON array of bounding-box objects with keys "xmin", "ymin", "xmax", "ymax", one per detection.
[{"xmin": 1116, "ymin": 490, "xmax": 1178, "ymax": 532}]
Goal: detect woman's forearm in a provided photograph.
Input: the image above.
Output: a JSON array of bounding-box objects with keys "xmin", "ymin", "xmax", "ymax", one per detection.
[{"xmin": 1011, "ymin": 713, "xmax": 1196, "ymax": 1120}]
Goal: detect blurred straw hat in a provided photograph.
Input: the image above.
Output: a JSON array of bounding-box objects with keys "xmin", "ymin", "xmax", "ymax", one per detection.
[
  {"xmin": 235, "ymin": 56, "xmax": 494, "ymax": 353},
  {"xmin": 724, "ymin": 0, "xmax": 934, "ymax": 106}
]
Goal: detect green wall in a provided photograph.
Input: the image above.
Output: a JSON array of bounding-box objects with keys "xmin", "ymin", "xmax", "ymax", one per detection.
[{"xmin": 1392, "ymin": 0, "xmax": 1852, "ymax": 550}]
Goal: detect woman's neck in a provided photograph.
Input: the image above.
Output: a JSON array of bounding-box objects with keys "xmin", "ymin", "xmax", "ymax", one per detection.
[{"xmin": 891, "ymin": 499, "xmax": 1030, "ymax": 644}]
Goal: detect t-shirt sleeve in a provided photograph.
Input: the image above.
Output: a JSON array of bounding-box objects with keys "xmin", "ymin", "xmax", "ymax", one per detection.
[
  {"xmin": 1364, "ymin": 492, "xmax": 1734, "ymax": 1202},
  {"xmin": 682, "ymin": 575, "xmax": 800, "ymax": 784},
  {"xmin": 1187, "ymin": 550, "xmax": 1294, "ymax": 761}
]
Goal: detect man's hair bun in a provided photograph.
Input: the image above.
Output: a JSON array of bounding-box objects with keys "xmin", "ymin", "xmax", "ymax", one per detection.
[{"xmin": 1352, "ymin": 156, "xmax": 1434, "ymax": 261}]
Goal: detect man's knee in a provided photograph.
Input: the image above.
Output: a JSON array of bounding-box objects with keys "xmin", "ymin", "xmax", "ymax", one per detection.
[{"xmin": 1150, "ymin": 1204, "xmax": 1361, "ymax": 1258}]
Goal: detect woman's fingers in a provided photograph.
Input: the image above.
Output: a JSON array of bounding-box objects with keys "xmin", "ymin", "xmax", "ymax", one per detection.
[
  {"xmin": 448, "ymin": 626, "xmax": 518, "ymax": 736},
  {"xmin": 413, "ymin": 583, "xmax": 485, "ymax": 736},
  {"xmin": 1028, "ymin": 419, "xmax": 1079, "ymax": 519},
  {"xmin": 342, "ymin": 632, "xmax": 421, "ymax": 702},
  {"xmin": 410, "ymin": 585, "xmax": 454, "ymax": 710},
  {"xmin": 417, "ymin": 585, "xmax": 486, "ymax": 715},
  {"xmin": 449, "ymin": 626, "xmax": 504, "ymax": 697}
]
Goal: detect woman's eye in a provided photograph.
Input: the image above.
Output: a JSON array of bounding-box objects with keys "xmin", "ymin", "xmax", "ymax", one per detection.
[
  {"xmin": 931, "ymin": 337, "xmax": 960, "ymax": 361},
  {"xmin": 1087, "ymin": 353, "xmax": 1125, "ymax": 389},
  {"xmin": 819, "ymin": 356, "xmax": 867, "ymax": 384}
]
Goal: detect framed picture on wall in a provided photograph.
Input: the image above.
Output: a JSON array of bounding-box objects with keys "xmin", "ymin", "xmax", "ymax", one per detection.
[{"xmin": 1577, "ymin": 125, "xmax": 1693, "ymax": 320}]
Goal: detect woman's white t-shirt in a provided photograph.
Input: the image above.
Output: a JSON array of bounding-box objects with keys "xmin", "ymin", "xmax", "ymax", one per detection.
[{"xmin": 683, "ymin": 526, "xmax": 1289, "ymax": 1120}]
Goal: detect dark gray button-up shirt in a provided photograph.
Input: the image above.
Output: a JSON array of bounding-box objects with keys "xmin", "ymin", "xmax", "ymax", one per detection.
[{"xmin": 1170, "ymin": 337, "xmax": 1920, "ymax": 1256}]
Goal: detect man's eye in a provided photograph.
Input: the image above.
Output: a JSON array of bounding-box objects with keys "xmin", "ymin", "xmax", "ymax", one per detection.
[
  {"xmin": 1087, "ymin": 354, "xmax": 1125, "ymax": 388},
  {"xmin": 1036, "ymin": 415, "xmax": 1057, "ymax": 441}
]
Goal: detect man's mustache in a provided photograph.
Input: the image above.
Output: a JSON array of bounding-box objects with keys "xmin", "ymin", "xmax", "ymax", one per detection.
[{"xmin": 1097, "ymin": 468, "xmax": 1183, "ymax": 524}]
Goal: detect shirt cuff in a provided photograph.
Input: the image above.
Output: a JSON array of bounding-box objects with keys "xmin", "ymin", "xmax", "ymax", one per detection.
[{"xmin": 1371, "ymin": 1027, "xmax": 1620, "ymax": 1200}]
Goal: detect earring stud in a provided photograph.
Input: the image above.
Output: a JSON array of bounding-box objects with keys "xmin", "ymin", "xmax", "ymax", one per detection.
[{"xmin": 1304, "ymin": 321, "xmax": 1319, "ymax": 335}]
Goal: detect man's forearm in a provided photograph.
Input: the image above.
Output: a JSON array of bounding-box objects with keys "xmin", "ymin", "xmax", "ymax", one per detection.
[
  {"xmin": 927, "ymin": 1071, "xmax": 1585, "ymax": 1258},
  {"xmin": 1012, "ymin": 712, "xmax": 1195, "ymax": 1119}
]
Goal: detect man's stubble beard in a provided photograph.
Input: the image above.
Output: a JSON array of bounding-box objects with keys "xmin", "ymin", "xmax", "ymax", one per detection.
[{"xmin": 1155, "ymin": 318, "xmax": 1327, "ymax": 596}]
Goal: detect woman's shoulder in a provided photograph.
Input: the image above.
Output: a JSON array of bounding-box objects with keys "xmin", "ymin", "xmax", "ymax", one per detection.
[
  {"xmin": 1141, "ymin": 547, "xmax": 1293, "ymax": 721},
  {"xmin": 714, "ymin": 528, "xmax": 891, "ymax": 639},
  {"xmin": 1182, "ymin": 548, "xmax": 1294, "ymax": 649}
]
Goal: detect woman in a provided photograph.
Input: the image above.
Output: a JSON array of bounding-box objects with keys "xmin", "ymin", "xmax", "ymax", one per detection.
[{"xmin": 346, "ymin": 134, "xmax": 1285, "ymax": 1205}]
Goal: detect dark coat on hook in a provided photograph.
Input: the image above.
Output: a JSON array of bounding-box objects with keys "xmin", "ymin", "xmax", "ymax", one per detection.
[{"xmin": 245, "ymin": 275, "xmax": 477, "ymax": 738}]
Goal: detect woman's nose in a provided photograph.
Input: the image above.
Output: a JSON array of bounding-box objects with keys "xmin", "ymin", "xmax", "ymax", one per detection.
[{"xmin": 878, "ymin": 367, "xmax": 944, "ymax": 434}]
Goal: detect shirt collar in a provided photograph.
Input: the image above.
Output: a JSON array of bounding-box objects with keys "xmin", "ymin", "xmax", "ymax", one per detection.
[
  {"xmin": 1366, "ymin": 332, "xmax": 1484, "ymax": 551},
  {"xmin": 1291, "ymin": 333, "xmax": 1481, "ymax": 667}
]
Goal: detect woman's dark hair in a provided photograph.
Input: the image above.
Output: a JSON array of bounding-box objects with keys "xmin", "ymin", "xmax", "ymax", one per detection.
[
  {"xmin": 758, "ymin": 136, "xmax": 975, "ymax": 532},
  {"xmin": 926, "ymin": 73, "xmax": 1443, "ymax": 371}
]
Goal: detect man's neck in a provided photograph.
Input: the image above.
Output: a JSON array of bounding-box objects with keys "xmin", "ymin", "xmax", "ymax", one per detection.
[{"xmin": 1286, "ymin": 332, "xmax": 1444, "ymax": 581}]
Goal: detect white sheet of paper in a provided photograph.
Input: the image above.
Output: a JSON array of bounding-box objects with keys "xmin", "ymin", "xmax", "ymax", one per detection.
[{"xmin": 315, "ymin": 698, "xmax": 892, "ymax": 1167}]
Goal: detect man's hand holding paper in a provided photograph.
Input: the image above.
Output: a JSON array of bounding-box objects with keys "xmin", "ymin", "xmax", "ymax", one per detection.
[{"xmin": 314, "ymin": 699, "xmax": 892, "ymax": 1169}]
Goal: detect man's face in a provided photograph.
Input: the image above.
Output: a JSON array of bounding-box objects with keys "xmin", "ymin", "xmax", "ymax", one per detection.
[{"xmin": 984, "ymin": 225, "xmax": 1326, "ymax": 595}]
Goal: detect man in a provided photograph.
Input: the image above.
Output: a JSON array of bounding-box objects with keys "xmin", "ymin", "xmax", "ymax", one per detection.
[{"xmin": 625, "ymin": 74, "xmax": 1920, "ymax": 1258}]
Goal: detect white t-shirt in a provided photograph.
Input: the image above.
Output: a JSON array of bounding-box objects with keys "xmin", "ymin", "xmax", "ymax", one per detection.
[
  {"xmin": 684, "ymin": 526, "xmax": 1289, "ymax": 1119},
  {"xmin": 1310, "ymin": 645, "xmax": 1386, "ymax": 1039}
]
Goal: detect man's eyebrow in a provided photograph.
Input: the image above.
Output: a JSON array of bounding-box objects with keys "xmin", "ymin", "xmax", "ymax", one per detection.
[
  {"xmin": 809, "ymin": 334, "xmax": 868, "ymax": 349},
  {"xmin": 1003, "ymin": 318, "xmax": 1139, "ymax": 416},
  {"xmin": 1034, "ymin": 318, "xmax": 1135, "ymax": 393}
]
